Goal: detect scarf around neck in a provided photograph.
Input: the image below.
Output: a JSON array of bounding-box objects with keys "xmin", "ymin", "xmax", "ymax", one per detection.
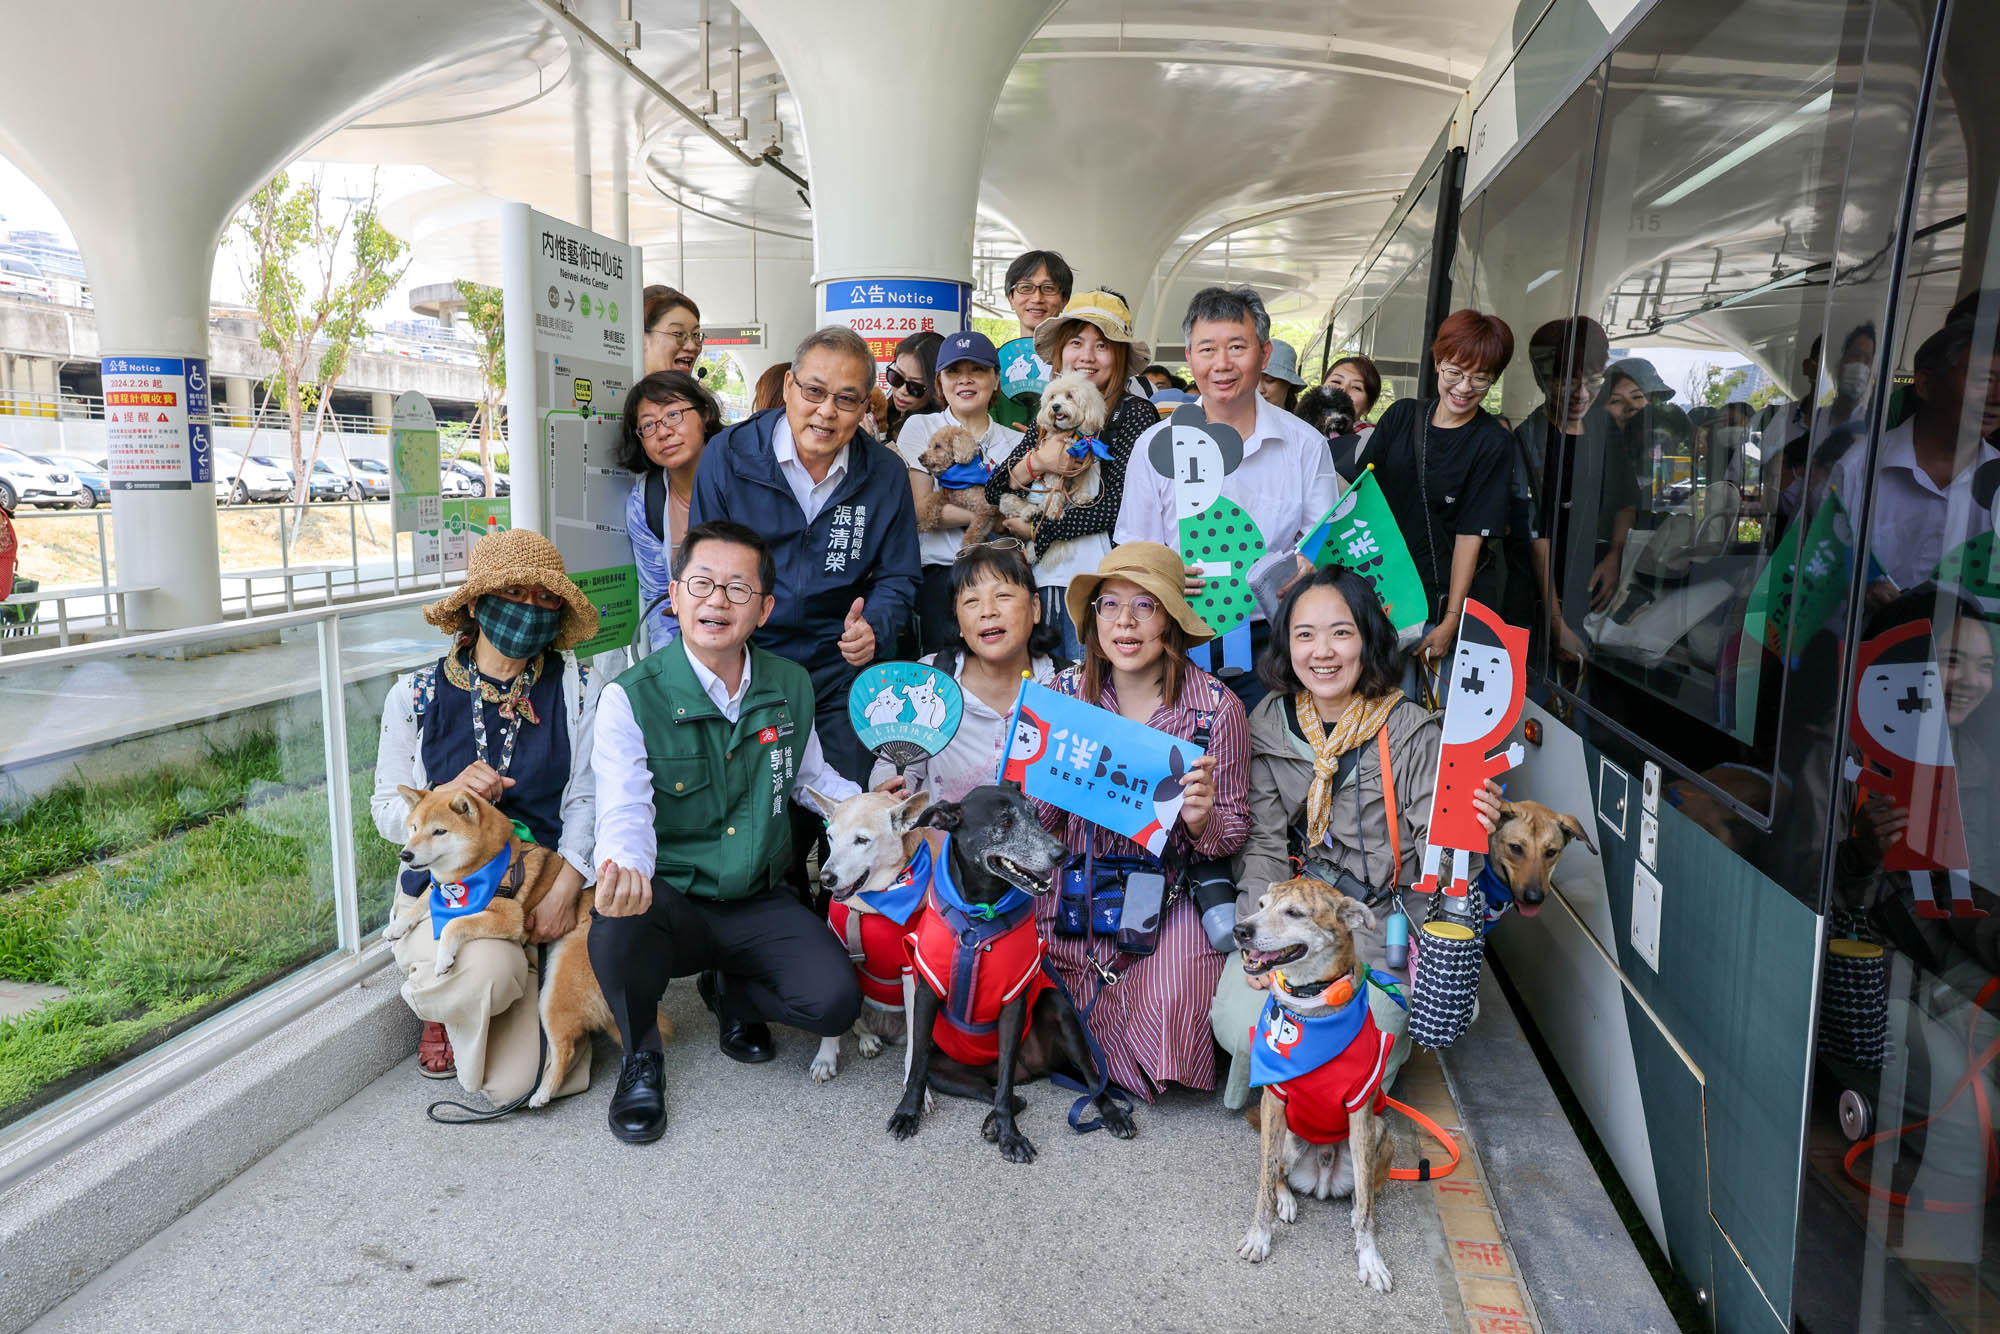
[
  {"xmin": 1296, "ymin": 691, "xmax": 1400, "ymax": 850},
  {"xmin": 442, "ymin": 637, "xmax": 543, "ymax": 726}
]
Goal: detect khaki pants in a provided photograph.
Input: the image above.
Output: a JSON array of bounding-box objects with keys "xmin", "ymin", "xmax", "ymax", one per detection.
[
  {"xmin": 1209, "ymin": 953, "xmax": 1412, "ymax": 1110},
  {"xmin": 393, "ymin": 925, "xmax": 592, "ymax": 1104}
]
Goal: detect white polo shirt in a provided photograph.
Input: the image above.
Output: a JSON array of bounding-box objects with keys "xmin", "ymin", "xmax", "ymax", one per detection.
[
  {"xmin": 1113, "ymin": 392, "xmax": 1340, "ymax": 616},
  {"xmin": 1829, "ymin": 419, "xmax": 1999, "ymax": 591},
  {"xmin": 771, "ymin": 414, "xmax": 851, "ymax": 523}
]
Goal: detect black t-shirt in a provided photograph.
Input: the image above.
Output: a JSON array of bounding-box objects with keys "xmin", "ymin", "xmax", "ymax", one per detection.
[
  {"xmin": 1364, "ymin": 398, "xmax": 1513, "ymax": 617},
  {"xmin": 1515, "ymin": 410, "xmax": 1640, "ymax": 582}
]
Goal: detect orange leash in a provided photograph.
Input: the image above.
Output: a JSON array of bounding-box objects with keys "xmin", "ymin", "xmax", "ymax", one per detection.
[
  {"xmin": 1840, "ymin": 977, "xmax": 2000, "ymax": 1211},
  {"xmin": 1385, "ymin": 1094, "xmax": 1462, "ymax": 1181}
]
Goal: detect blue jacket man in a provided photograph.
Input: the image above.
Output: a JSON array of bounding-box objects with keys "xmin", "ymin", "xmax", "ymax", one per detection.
[{"xmin": 688, "ymin": 328, "xmax": 920, "ymax": 781}]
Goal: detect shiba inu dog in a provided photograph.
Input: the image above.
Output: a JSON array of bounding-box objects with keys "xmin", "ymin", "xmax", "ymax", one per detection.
[{"xmin": 386, "ymin": 786, "xmax": 624, "ymax": 1107}]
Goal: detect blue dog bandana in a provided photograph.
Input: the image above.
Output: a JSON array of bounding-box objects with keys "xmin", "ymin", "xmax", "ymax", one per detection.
[
  {"xmin": 1064, "ymin": 435, "xmax": 1114, "ymax": 461},
  {"xmin": 937, "ymin": 458, "xmax": 993, "ymax": 489},
  {"xmin": 430, "ymin": 843, "xmax": 512, "ymax": 939},
  {"xmin": 855, "ymin": 840, "xmax": 932, "ymax": 926},
  {"xmin": 1248, "ymin": 988, "xmax": 1369, "ymax": 1087},
  {"xmin": 927, "ymin": 834, "xmax": 1032, "ymax": 923}
]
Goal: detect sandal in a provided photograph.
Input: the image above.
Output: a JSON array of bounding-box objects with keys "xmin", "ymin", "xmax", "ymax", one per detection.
[{"xmin": 417, "ymin": 1021, "xmax": 456, "ymax": 1079}]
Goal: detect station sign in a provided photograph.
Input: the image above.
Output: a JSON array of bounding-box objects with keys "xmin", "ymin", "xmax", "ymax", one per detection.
[
  {"xmin": 390, "ymin": 390, "xmax": 441, "ymax": 535},
  {"xmin": 822, "ymin": 278, "xmax": 969, "ymax": 379},
  {"xmin": 102, "ymin": 355, "xmax": 211, "ymax": 491},
  {"xmin": 701, "ymin": 324, "xmax": 765, "ymax": 348}
]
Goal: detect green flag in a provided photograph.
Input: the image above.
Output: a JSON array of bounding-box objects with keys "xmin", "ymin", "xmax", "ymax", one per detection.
[
  {"xmin": 1299, "ymin": 468, "xmax": 1429, "ymax": 636},
  {"xmin": 1728, "ymin": 490, "xmax": 1854, "ymax": 741}
]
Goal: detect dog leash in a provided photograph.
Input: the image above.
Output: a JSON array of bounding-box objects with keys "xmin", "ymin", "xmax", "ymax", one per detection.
[
  {"xmin": 426, "ymin": 942, "xmax": 551, "ymax": 1125},
  {"xmin": 1840, "ymin": 976, "xmax": 2000, "ymax": 1211}
]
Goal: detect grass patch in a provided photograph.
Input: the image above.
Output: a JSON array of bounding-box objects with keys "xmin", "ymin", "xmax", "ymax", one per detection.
[{"xmin": 0, "ymin": 752, "xmax": 404, "ymax": 1121}]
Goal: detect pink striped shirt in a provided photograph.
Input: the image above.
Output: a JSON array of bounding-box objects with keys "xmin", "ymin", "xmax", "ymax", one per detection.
[{"xmin": 1030, "ymin": 664, "xmax": 1250, "ymax": 1099}]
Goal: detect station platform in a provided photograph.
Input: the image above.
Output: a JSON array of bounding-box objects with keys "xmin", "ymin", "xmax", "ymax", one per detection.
[{"xmin": 19, "ymin": 963, "xmax": 1677, "ymax": 1333}]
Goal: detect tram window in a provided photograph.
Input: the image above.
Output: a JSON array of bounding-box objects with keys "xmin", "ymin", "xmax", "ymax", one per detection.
[
  {"xmin": 1537, "ymin": 0, "xmax": 1868, "ymax": 797},
  {"xmin": 1461, "ymin": 77, "xmax": 1601, "ymax": 672}
]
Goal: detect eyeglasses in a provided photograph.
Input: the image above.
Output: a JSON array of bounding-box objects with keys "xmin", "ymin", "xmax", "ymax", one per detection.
[
  {"xmin": 1010, "ymin": 281, "xmax": 1064, "ymax": 300},
  {"xmin": 954, "ymin": 537, "xmax": 1025, "ymax": 560},
  {"xmin": 648, "ymin": 325, "xmax": 703, "ymax": 345},
  {"xmin": 493, "ymin": 584, "xmax": 564, "ymax": 610},
  {"xmin": 676, "ymin": 575, "xmax": 761, "ymax": 605},
  {"xmin": 1092, "ymin": 593, "xmax": 1160, "ymax": 623},
  {"xmin": 636, "ymin": 405, "xmax": 695, "ymax": 438},
  {"xmin": 1437, "ymin": 364, "xmax": 1496, "ymax": 393},
  {"xmin": 792, "ymin": 379, "xmax": 868, "ymax": 414},
  {"xmin": 885, "ymin": 367, "xmax": 927, "ymax": 395}
]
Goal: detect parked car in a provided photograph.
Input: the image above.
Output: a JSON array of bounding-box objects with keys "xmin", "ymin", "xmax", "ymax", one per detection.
[
  {"xmin": 444, "ymin": 458, "xmax": 510, "ymax": 497},
  {"xmin": 31, "ymin": 454, "xmax": 107, "ymax": 507},
  {"xmin": 0, "ymin": 447, "xmax": 86, "ymax": 509},
  {"xmin": 307, "ymin": 459, "xmax": 354, "ymax": 502},
  {"xmin": 438, "ymin": 465, "xmax": 480, "ymax": 498},
  {"xmin": 345, "ymin": 457, "xmax": 391, "ymax": 500},
  {"xmin": 212, "ymin": 451, "xmax": 291, "ymax": 504},
  {"xmin": 0, "ymin": 256, "xmax": 51, "ymax": 302}
]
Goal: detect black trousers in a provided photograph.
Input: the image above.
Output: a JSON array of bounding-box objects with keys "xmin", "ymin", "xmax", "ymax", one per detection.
[{"xmin": 588, "ymin": 882, "xmax": 862, "ymax": 1054}]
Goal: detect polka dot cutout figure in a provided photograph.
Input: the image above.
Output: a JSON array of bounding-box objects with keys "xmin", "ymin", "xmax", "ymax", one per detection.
[{"xmin": 1146, "ymin": 404, "xmax": 1267, "ymax": 636}]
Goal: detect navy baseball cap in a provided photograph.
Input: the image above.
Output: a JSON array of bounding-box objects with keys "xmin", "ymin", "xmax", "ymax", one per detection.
[{"xmin": 935, "ymin": 330, "xmax": 999, "ymax": 371}]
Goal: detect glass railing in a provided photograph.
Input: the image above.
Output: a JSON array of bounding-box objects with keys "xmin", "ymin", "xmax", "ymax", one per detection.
[{"xmin": 0, "ymin": 590, "xmax": 448, "ymax": 1135}]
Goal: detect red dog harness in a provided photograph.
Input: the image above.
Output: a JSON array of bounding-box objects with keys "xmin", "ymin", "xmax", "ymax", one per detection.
[
  {"xmin": 1250, "ymin": 991, "xmax": 1395, "ymax": 1145},
  {"xmin": 904, "ymin": 837, "xmax": 1053, "ymax": 1068},
  {"xmin": 828, "ymin": 901, "xmax": 912, "ymax": 1009}
]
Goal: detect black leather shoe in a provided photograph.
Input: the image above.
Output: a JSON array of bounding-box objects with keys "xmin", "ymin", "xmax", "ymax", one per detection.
[
  {"xmin": 697, "ymin": 970, "xmax": 776, "ymax": 1064},
  {"xmin": 607, "ymin": 1050, "xmax": 666, "ymax": 1143}
]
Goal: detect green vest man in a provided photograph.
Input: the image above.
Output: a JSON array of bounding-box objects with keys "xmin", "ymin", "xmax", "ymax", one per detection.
[{"xmin": 589, "ymin": 519, "xmax": 871, "ymax": 1145}]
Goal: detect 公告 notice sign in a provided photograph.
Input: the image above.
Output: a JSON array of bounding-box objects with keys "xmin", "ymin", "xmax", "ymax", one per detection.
[{"xmin": 102, "ymin": 355, "xmax": 212, "ymax": 491}]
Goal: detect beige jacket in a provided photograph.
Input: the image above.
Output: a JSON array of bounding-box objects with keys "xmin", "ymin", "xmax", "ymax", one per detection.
[{"xmin": 1234, "ymin": 693, "xmax": 1459, "ymax": 914}]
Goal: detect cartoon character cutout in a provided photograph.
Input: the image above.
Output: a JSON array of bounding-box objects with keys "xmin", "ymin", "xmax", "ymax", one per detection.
[
  {"xmin": 862, "ymin": 683, "xmax": 905, "ymax": 728},
  {"xmin": 904, "ymin": 673, "xmax": 948, "ymax": 730},
  {"xmin": 1843, "ymin": 619, "xmax": 1978, "ymax": 919},
  {"xmin": 1001, "ymin": 706, "xmax": 1049, "ymax": 787},
  {"xmin": 1148, "ymin": 405, "xmax": 1266, "ymax": 637},
  {"xmin": 1416, "ymin": 600, "xmax": 1529, "ymax": 901}
]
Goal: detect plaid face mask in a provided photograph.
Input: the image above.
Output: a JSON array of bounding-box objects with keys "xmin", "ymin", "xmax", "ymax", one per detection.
[{"xmin": 475, "ymin": 595, "xmax": 562, "ymax": 660}]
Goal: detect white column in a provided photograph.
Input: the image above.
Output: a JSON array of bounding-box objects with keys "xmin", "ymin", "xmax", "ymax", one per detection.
[{"xmin": 732, "ymin": 0, "xmax": 1058, "ymax": 341}]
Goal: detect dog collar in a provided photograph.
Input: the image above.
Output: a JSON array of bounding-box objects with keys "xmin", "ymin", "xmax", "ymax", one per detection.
[
  {"xmin": 1271, "ymin": 964, "xmax": 1363, "ymax": 1005},
  {"xmin": 927, "ymin": 834, "xmax": 1031, "ymax": 923}
]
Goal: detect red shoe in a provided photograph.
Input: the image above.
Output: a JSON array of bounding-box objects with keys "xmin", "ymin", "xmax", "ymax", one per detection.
[
  {"xmin": 1913, "ymin": 900, "xmax": 1952, "ymax": 920},
  {"xmin": 1952, "ymin": 900, "xmax": 1989, "ymax": 919},
  {"xmin": 418, "ymin": 1021, "xmax": 456, "ymax": 1079}
]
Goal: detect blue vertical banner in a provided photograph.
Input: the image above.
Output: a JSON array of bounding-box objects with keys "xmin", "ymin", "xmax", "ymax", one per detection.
[
  {"xmin": 821, "ymin": 279, "xmax": 971, "ymax": 383},
  {"xmin": 184, "ymin": 357, "xmax": 212, "ymax": 484}
]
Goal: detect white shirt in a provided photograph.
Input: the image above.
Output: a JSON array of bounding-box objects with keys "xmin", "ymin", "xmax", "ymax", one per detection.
[
  {"xmin": 771, "ymin": 414, "xmax": 851, "ymax": 522},
  {"xmin": 591, "ymin": 646, "xmax": 860, "ymax": 879},
  {"xmin": 867, "ymin": 652, "xmax": 1057, "ymax": 801},
  {"xmin": 1113, "ymin": 392, "xmax": 1340, "ymax": 617},
  {"xmin": 1829, "ymin": 419, "xmax": 1999, "ymax": 592},
  {"xmin": 894, "ymin": 411, "xmax": 1023, "ymax": 566}
]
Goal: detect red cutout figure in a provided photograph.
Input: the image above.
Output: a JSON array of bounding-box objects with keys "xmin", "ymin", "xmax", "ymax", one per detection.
[
  {"xmin": 1415, "ymin": 600, "xmax": 1528, "ymax": 902},
  {"xmin": 1844, "ymin": 620, "xmax": 1979, "ymax": 919}
]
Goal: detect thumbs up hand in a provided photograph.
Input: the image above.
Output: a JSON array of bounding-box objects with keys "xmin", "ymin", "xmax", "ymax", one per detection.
[{"xmin": 838, "ymin": 596, "xmax": 877, "ymax": 667}]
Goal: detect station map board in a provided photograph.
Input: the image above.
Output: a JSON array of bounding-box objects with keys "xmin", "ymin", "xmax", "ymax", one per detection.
[{"xmin": 503, "ymin": 204, "xmax": 642, "ymax": 658}]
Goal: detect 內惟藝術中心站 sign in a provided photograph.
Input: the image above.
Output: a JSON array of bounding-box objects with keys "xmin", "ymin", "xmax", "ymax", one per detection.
[
  {"xmin": 101, "ymin": 356, "xmax": 211, "ymax": 491},
  {"xmin": 822, "ymin": 279, "xmax": 971, "ymax": 380}
]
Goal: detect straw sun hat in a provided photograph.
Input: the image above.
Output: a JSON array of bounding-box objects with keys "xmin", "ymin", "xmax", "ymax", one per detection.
[
  {"xmin": 1033, "ymin": 288, "xmax": 1148, "ymax": 368},
  {"xmin": 423, "ymin": 527, "xmax": 600, "ymax": 651},
  {"xmin": 1066, "ymin": 542, "xmax": 1217, "ymax": 647}
]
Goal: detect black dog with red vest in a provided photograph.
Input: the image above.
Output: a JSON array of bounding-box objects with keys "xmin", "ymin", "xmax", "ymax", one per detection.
[{"xmin": 890, "ymin": 783, "xmax": 1138, "ymax": 1162}]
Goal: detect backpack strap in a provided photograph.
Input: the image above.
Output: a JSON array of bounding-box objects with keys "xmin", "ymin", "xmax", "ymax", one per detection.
[
  {"xmin": 1377, "ymin": 726, "xmax": 1400, "ymax": 882},
  {"xmin": 644, "ymin": 469, "xmax": 667, "ymax": 542}
]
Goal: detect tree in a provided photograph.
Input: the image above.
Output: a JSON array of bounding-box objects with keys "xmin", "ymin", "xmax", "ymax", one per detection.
[
  {"xmin": 456, "ymin": 280, "xmax": 505, "ymax": 496},
  {"xmin": 1685, "ymin": 362, "xmax": 1750, "ymax": 408},
  {"xmin": 236, "ymin": 169, "xmax": 410, "ymax": 513}
]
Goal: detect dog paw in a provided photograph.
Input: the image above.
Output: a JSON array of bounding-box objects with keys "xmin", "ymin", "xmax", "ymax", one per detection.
[
  {"xmin": 981, "ymin": 1109, "xmax": 1002, "ymax": 1143},
  {"xmin": 809, "ymin": 1054, "xmax": 839, "ymax": 1083},
  {"xmin": 1276, "ymin": 1186, "xmax": 1298, "ymax": 1226},
  {"xmin": 383, "ymin": 918, "xmax": 413, "ymax": 941},
  {"xmin": 1101, "ymin": 1099, "xmax": 1138, "ymax": 1139},
  {"xmin": 431, "ymin": 950, "xmax": 457, "ymax": 977},
  {"xmin": 1356, "ymin": 1244, "xmax": 1393, "ymax": 1294},
  {"xmin": 923, "ymin": 1088, "xmax": 937, "ymax": 1115},
  {"xmin": 857, "ymin": 1032, "xmax": 884, "ymax": 1059},
  {"xmin": 527, "ymin": 1084, "xmax": 553, "ymax": 1110},
  {"xmin": 1237, "ymin": 1229, "xmax": 1272, "ymax": 1263},
  {"xmin": 887, "ymin": 1108, "xmax": 923, "ymax": 1141},
  {"xmin": 996, "ymin": 1129, "xmax": 1037, "ymax": 1164}
]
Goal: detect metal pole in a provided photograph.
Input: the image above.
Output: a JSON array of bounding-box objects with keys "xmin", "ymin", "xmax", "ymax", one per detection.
[
  {"xmin": 348, "ymin": 501, "xmax": 359, "ymax": 596},
  {"xmin": 316, "ymin": 616, "xmax": 361, "ymax": 955},
  {"xmin": 279, "ymin": 505, "xmax": 292, "ymax": 613},
  {"xmin": 95, "ymin": 510, "xmax": 109, "ymax": 594}
]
